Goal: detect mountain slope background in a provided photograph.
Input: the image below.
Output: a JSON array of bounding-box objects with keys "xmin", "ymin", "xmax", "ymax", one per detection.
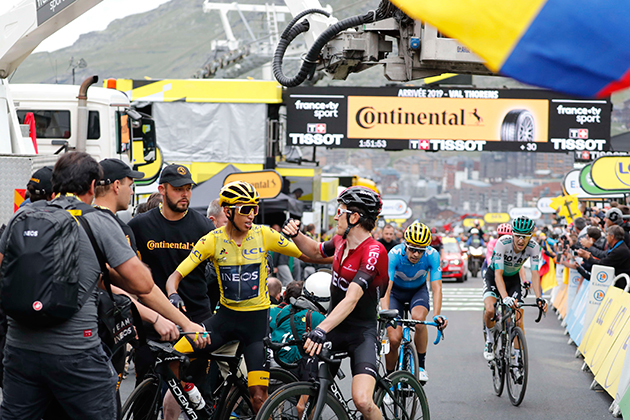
[
  {"xmin": 11, "ymin": 0, "xmax": 383, "ymax": 85},
  {"xmin": 10, "ymin": 0, "xmax": 630, "ymax": 136}
]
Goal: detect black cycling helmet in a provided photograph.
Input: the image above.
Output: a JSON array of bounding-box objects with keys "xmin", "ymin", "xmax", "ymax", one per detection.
[
  {"xmin": 336, "ymin": 186, "xmax": 382, "ymax": 239},
  {"xmin": 337, "ymin": 186, "xmax": 382, "ymax": 220}
]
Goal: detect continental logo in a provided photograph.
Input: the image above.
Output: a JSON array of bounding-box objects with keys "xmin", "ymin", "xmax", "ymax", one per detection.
[
  {"xmin": 355, "ymin": 106, "xmax": 469, "ymax": 129},
  {"xmin": 177, "ymin": 166, "xmax": 188, "ymax": 175},
  {"xmin": 147, "ymin": 240, "xmax": 195, "ymax": 251}
]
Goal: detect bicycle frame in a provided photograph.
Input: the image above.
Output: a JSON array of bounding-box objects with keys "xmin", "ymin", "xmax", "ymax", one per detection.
[
  {"xmin": 133, "ymin": 339, "xmax": 250, "ymax": 420},
  {"xmin": 311, "ymin": 345, "xmax": 410, "ymax": 420}
]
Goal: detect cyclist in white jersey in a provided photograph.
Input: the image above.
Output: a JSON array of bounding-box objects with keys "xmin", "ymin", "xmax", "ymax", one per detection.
[{"xmin": 483, "ymin": 216, "xmax": 547, "ymax": 361}]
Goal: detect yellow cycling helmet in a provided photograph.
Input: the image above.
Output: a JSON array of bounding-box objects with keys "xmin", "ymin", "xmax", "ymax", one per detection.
[
  {"xmin": 404, "ymin": 222, "xmax": 432, "ymax": 248},
  {"xmin": 219, "ymin": 181, "xmax": 260, "ymax": 206}
]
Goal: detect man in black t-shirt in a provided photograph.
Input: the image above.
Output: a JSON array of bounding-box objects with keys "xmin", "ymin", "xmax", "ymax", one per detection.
[
  {"xmin": 378, "ymin": 223, "xmax": 399, "ymax": 252},
  {"xmin": 128, "ymin": 164, "xmax": 215, "ymax": 390}
]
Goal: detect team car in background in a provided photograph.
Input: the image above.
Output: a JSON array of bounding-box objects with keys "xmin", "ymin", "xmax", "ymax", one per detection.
[{"xmin": 441, "ymin": 237, "xmax": 468, "ymax": 282}]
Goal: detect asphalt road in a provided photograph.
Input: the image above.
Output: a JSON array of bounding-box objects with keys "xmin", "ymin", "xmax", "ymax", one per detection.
[
  {"xmin": 421, "ymin": 273, "xmax": 613, "ymax": 420},
  {"xmin": 120, "ymin": 273, "xmax": 615, "ymax": 419}
]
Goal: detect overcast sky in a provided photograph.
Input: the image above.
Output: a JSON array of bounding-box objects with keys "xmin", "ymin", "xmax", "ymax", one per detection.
[{"xmin": 3, "ymin": 0, "xmax": 171, "ymax": 52}]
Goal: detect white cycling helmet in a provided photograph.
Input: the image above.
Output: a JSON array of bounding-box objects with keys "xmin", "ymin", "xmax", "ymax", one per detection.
[{"xmin": 303, "ymin": 271, "xmax": 332, "ymax": 312}]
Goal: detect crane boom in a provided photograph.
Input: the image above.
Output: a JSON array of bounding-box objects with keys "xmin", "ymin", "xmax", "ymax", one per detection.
[{"xmin": 0, "ymin": 0, "xmax": 103, "ymax": 78}]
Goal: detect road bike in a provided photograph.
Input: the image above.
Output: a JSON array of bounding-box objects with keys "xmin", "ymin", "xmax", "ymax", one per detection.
[
  {"xmin": 258, "ymin": 310, "xmax": 439, "ymax": 420},
  {"xmin": 383, "ymin": 303, "xmax": 444, "ymax": 380},
  {"xmin": 121, "ymin": 335, "xmax": 296, "ymax": 420},
  {"xmin": 483, "ymin": 301, "xmax": 544, "ymax": 406}
]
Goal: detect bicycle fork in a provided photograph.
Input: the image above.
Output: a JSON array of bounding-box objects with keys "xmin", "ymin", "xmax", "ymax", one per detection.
[{"xmin": 397, "ymin": 327, "xmax": 413, "ymax": 371}]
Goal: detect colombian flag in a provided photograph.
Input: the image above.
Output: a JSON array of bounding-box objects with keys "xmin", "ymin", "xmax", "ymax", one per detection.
[{"xmin": 391, "ymin": 0, "xmax": 630, "ymax": 98}]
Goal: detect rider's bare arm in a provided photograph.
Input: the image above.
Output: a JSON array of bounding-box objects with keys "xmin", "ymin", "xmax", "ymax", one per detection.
[
  {"xmin": 381, "ymin": 280, "xmax": 394, "ymax": 310},
  {"xmin": 494, "ymin": 269, "xmax": 510, "ymax": 301}
]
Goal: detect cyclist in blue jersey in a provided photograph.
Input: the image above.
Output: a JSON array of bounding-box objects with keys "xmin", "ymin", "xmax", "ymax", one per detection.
[{"xmin": 382, "ymin": 222, "xmax": 447, "ymax": 383}]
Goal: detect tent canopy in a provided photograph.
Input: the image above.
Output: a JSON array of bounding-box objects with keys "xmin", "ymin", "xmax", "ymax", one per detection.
[
  {"xmin": 190, "ymin": 164, "xmax": 241, "ymax": 214},
  {"xmin": 190, "ymin": 165, "xmax": 304, "ymax": 219}
]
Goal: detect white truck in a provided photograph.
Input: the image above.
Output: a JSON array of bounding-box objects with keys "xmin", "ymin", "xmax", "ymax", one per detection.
[{"xmin": 0, "ymin": 0, "xmax": 158, "ymax": 225}]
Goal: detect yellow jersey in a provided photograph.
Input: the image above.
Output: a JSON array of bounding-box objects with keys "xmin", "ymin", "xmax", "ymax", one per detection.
[{"xmin": 176, "ymin": 224, "xmax": 302, "ymax": 311}]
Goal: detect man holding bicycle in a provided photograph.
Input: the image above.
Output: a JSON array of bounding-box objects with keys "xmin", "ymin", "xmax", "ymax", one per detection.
[
  {"xmin": 283, "ymin": 186, "xmax": 389, "ymax": 420},
  {"xmin": 382, "ymin": 222, "xmax": 447, "ymax": 383},
  {"xmin": 483, "ymin": 216, "xmax": 547, "ymax": 361}
]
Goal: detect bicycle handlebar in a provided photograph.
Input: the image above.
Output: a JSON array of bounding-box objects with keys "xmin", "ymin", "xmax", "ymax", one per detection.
[
  {"xmin": 395, "ymin": 319, "xmax": 444, "ymax": 345},
  {"xmin": 263, "ymin": 337, "xmax": 302, "ymax": 370},
  {"xmin": 498, "ymin": 301, "xmax": 545, "ymax": 323},
  {"xmin": 518, "ymin": 302, "xmax": 545, "ymax": 323}
]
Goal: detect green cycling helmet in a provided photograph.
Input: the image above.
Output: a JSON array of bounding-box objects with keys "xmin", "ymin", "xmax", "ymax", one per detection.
[{"xmin": 512, "ymin": 216, "xmax": 535, "ymax": 234}]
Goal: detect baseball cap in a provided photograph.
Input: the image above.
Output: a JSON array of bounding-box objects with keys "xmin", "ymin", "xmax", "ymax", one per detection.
[
  {"xmin": 27, "ymin": 166, "xmax": 53, "ymax": 195},
  {"xmin": 605, "ymin": 208, "xmax": 624, "ymax": 225},
  {"xmin": 159, "ymin": 164, "xmax": 196, "ymax": 187},
  {"xmin": 98, "ymin": 159, "xmax": 144, "ymax": 186}
]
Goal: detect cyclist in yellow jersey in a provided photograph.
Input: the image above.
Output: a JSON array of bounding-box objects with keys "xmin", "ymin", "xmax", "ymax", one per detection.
[{"xmin": 166, "ymin": 181, "xmax": 328, "ymax": 413}]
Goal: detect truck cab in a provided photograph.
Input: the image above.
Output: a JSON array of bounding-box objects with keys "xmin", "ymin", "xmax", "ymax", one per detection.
[{"xmin": 10, "ymin": 84, "xmax": 150, "ymax": 165}]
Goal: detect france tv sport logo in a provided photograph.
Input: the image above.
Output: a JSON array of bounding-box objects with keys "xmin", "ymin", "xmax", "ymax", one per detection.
[{"xmin": 307, "ymin": 123, "xmax": 327, "ymax": 134}]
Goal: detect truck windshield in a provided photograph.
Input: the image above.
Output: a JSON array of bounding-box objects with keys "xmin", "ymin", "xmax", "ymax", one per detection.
[{"xmin": 16, "ymin": 110, "xmax": 70, "ymax": 139}]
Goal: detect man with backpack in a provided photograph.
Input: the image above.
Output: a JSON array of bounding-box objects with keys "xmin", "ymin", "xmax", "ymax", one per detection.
[
  {"xmin": 269, "ymin": 273, "xmax": 330, "ymax": 370},
  {"xmin": 0, "ymin": 152, "xmax": 208, "ymax": 420}
]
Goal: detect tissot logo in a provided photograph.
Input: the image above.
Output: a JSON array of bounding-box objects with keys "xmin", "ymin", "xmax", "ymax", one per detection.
[
  {"xmin": 307, "ymin": 123, "xmax": 327, "ymax": 134},
  {"xmin": 288, "ymin": 133, "xmax": 344, "ymax": 146}
]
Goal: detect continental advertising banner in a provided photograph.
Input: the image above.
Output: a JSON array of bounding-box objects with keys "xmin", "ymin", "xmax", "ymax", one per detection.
[{"xmin": 284, "ymin": 87, "xmax": 611, "ymax": 153}]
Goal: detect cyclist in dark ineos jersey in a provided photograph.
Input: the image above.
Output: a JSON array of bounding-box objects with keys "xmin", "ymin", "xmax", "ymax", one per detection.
[{"xmin": 283, "ymin": 186, "xmax": 388, "ymax": 420}]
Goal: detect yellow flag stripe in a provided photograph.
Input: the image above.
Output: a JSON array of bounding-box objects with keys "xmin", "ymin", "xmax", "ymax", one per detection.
[{"xmin": 390, "ymin": 0, "xmax": 547, "ymax": 70}]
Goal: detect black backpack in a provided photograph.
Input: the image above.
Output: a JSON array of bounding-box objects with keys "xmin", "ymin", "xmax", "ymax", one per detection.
[{"xmin": 0, "ymin": 199, "xmax": 97, "ymax": 328}]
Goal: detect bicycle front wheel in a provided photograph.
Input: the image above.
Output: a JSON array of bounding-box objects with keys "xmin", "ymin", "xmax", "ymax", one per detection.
[
  {"xmin": 218, "ymin": 381, "xmax": 254, "ymax": 420},
  {"xmin": 121, "ymin": 376, "xmax": 161, "ymax": 420},
  {"xmin": 402, "ymin": 342, "xmax": 420, "ymax": 378},
  {"xmin": 375, "ymin": 371, "xmax": 430, "ymax": 420},
  {"xmin": 257, "ymin": 382, "xmax": 349, "ymax": 420},
  {"xmin": 506, "ymin": 327, "xmax": 529, "ymax": 406},
  {"xmin": 269, "ymin": 366, "xmax": 299, "ymax": 395},
  {"xmin": 491, "ymin": 332, "xmax": 505, "ymax": 397}
]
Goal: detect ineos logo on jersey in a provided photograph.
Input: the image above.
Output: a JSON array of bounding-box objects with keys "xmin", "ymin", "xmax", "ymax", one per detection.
[
  {"xmin": 221, "ymin": 271, "xmax": 259, "ymax": 282},
  {"xmin": 331, "ymin": 271, "xmax": 349, "ymax": 291},
  {"xmin": 366, "ymin": 247, "xmax": 381, "ymax": 271}
]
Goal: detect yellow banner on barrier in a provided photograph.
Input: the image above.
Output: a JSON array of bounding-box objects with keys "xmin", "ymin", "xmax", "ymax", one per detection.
[
  {"xmin": 580, "ymin": 288, "xmax": 628, "ymax": 368},
  {"xmin": 594, "ymin": 317, "xmax": 630, "ymax": 397},
  {"xmin": 587, "ymin": 291, "xmax": 630, "ymax": 377}
]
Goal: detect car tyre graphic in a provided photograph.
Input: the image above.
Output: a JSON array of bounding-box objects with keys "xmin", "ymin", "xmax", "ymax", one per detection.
[{"xmin": 501, "ymin": 110, "xmax": 534, "ymax": 142}]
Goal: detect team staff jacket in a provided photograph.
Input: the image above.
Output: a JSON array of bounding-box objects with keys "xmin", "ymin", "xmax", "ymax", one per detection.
[
  {"xmin": 490, "ymin": 235, "xmax": 540, "ymax": 277},
  {"xmin": 177, "ymin": 224, "xmax": 302, "ymax": 311},
  {"xmin": 128, "ymin": 207, "xmax": 215, "ymax": 322},
  {"xmin": 320, "ymin": 235, "xmax": 389, "ymax": 327},
  {"xmin": 388, "ymin": 243, "xmax": 441, "ymax": 290}
]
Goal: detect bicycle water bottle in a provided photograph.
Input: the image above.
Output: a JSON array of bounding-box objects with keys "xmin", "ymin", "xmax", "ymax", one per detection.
[
  {"xmin": 183, "ymin": 382, "xmax": 206, "ymax": 410},
  {"xmin": 381, "ymin": 336, "xmax": 390, "ymax": 355}
]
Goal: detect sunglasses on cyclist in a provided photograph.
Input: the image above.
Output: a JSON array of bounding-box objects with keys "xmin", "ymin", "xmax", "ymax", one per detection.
[
  {"xmin": 228, "ymin": 205, "xmax": 259, "ymax": 216},
  {"xmin": 513, "ymin": 233, "xmax": 532, "ymax": 241},
  {"xmin": 336, "ymin": 208, "xmax": 354, "ymax": 217},
  {"xmin": 405, "ymin": 244, "xmax": 426, "ymax": 254}
]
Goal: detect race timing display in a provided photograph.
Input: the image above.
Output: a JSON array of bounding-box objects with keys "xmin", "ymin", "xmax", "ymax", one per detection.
[{"xmin": 284, "ymin": 86, "xmax": 611, "ymax": 153}]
